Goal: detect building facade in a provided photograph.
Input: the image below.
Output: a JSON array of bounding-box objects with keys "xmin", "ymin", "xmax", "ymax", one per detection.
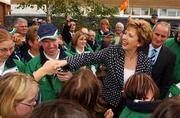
[
  {"xmin": 11, "ymin": 0, "xmax": 180, "ymax": 18},
  {"xmin": 0, "ymin": 1, "xmax": 10, "ymax": 25}
]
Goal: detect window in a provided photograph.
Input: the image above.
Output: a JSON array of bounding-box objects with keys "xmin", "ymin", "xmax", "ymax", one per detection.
[
  {"xmin": 150, "ymin": 8, "xmax": 158, "ymax": 15},
  {"xmin": 132, "ymin": 8, "xmax": 141, "ymax": 15},
  {"xmin": 167, "ymin": 9, "xmax": 177, "ymax": 17},
  {"xmin": 141, "ymin": 8, "xmax": 149, "ymax": 15},
  {"xmin": 177, "ymin": 9, "xmax": 180, "ymax": 16},
  {"xmin": 160, "ymin": 9, "xmax": 167, "ymax": 16}
]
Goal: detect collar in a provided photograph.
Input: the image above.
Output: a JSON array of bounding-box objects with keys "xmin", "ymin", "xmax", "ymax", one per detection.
[
  {"xmin": 148, "ymin": 44, "xmax": 162, "ymax": 57},
  {"xmin": 28, "ymin": 49, "xmax": 35, "ymax": 58},
  {"xmin": 100, "ymin": 30, "xmax": 104, "ymax": 35},
  {"xmin": 71, "ymin": 46, "xmax": 90, "ymax": 54},
  {"xmin": 126, "ymin": 99, "xmax": 161, "ymax": 113},
  {"xmin": 76, "ymin": 48, "xmax": 84, "ymax": 54},
  {"xmin": 69, "ymin": 31, "xmax": 75, "ymax": 37}
]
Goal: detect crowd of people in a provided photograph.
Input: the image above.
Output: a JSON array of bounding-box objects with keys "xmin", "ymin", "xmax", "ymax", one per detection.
[{"xmin": 0, "ymin": 14, "xmax": 180, "ymax": 118}]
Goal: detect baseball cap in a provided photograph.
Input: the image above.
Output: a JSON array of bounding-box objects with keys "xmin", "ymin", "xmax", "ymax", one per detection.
[
  {"xmin": 151, "ymin": 14, "xmax": 158, "ymax": 19},
  {"xmin": 103, "ymin": 31, "xmax": 114, "ymax": 37},
  {"xmin": 70, "ymin": 18, "xmax": 78, "ymax": 22},
  {"xmin": 38, "ymin": 23, "xmax": 58, "ymax": 42}
]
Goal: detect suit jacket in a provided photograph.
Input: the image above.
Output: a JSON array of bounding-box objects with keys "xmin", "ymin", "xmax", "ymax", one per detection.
[
  {"xmin": 67, "ymin": 45, "xmax": 152, "ymax": 107},
  {"xmin": 143, "ymin": 45, "xmax": 176, "ymax": 99},
  {"xmin": 61, "ymin": 24, "xmax": 73, "ymax": 45}
]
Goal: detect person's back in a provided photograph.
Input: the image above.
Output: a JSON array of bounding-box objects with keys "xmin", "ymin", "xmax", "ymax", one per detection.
[
  {"xmin": 151, "ymin": 96, "xmax": 180, "ymax": 118},
  {"xmin": 60, "ymin": 69, "xmax": 113, "ymax": 118},
  {"xmin": 27, "ymin": 99, "xmax": 91, "ymax": 118},
  {"xmin": 164, "ymin": 29, "xmax": 180, "ymax": 83}
]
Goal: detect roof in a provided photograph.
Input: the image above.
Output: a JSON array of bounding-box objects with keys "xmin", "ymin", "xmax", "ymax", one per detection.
[{"xmin": 0, "ymin": 0, "xmax": 11, "ymax": 5}]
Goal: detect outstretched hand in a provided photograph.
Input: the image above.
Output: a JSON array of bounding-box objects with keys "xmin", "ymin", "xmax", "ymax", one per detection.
[
  {"xmin": 104, "ymin": 109, "xmax": 114, "ymax": 118},
  {"xmin": 12, "ymin": 33, "xmax": 24, "ymax": 46},
  {"xmin": 33, "ymin": 59, "xmax": 68, "ymax": 82}
]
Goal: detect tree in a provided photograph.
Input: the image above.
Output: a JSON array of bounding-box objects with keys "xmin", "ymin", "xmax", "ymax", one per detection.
[{"xmin": 17, "ymin": 0, "xmax": 118, "ymax": 23}]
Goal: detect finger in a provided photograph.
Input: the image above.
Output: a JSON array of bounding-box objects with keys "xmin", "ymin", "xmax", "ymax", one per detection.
[
  {"xmin": 57, "ymin": 75, "xmax": 69, "ymax": 81},
  {"xmin": 56, "ymin": 72, "xmax": 65, "ymax": 75}
]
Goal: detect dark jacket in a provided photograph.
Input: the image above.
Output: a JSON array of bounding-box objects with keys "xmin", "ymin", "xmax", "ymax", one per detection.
[
  {"xmin": 143, "ymin": 45, "xmax": 176, "ymax": 99},
  {"xmin": 61, "ymin": 23, "xmax": 72, "ymax": 45}
]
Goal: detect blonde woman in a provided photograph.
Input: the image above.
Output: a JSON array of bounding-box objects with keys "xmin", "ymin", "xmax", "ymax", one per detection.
[
  {"xmin": 65, "ymin": 31, "xmax": 96, "ymax": 73},
  {"xmin": 0, "ymin": 72, "xmax": 39, "ymax": 118},
  {"xmin": 96, "ymin": 19, "xmax": 112, "ymax": 46}
]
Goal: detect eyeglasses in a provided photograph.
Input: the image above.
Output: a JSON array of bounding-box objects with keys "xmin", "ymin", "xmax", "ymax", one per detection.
[
  {"xmin": 19, "ymin": 93, "xmax": 40, "ymax": 108},
  {"xmin": 0, "ymin": 47, "xmax": 14, "ymax": 53},
  {"xmin": 19, "ymin": 102, "xmax": 36, "ymax": 108}
]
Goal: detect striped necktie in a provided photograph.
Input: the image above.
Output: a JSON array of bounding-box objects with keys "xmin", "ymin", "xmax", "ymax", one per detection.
[{"xmin": 150, "ymin": 48, "xmax": 157, "ymax": 64}]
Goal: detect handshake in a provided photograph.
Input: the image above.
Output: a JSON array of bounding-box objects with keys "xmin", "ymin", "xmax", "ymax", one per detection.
[{"xmin": 33, "ymin": 59, "xmax": 71, "ymax": 82}]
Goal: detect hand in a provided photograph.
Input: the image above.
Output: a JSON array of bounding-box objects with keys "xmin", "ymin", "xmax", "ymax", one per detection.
[
  {"xmin": 104, "ymin": 109, "xmax": 114, "ymax": 118},
  {"xmin": 104, "ymin": 28, "xmax": 109, "ymax": 32},
  {"xmin": 56, "ymin": 71, "xmax": 73, "ymax": 81},
  {"xmin": 41, "ymin": 60, "xmax": 61, "ymax": 75},
  {"xmin": 12, "ymin": 33, "xmax": 24, "ymax": 46},
  {"xmin": 33, "ymin": 60, "xmax": 62, "ymax": 81},
  {"xmin": 57, "ymin": 60, "xmax": 68, "ymax": 68},
  {"xmin": 66, "ymin": 15, "xmax": 71, "ymax": 22},
  {"xmin": 99, "ymin": 64, "xmax": 106, "ymax": 71}
]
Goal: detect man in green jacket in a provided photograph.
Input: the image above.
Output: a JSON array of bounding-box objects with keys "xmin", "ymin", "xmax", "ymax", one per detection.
[
  {"xmin": 164, "ymin": 26, "xmax": 180, "ymax": 83},
  {"xmin": 25, "ymin": 23, "xmax": 71, "ymax": 102}
]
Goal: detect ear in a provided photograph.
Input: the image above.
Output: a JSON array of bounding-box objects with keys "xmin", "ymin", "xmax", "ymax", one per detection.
[
  {"xmin": 137, "ymin": 42, "xmax": 142, "ymax": 47},
  {"xmin": 28, "ymin": 40, "xmax": 33, "ymax": 47}
]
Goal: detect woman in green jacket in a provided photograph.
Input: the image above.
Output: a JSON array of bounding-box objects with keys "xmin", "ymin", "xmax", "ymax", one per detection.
[
  {"xmin": 0, "ymin": 29, "xmax": 24, "ymax": 76},
  {"xmin": 65, "ymin": 31, "xmax": 97, "ymax": 74}
]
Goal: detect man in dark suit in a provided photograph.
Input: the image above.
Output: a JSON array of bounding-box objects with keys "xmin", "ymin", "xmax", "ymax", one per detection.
[
  {"xmin": 143, "ymin": 21, "xmax": 176, "ymax": 99},
  {"xmin": 61, "ymin": 16, "xmax": 77, "ymax": 45}
]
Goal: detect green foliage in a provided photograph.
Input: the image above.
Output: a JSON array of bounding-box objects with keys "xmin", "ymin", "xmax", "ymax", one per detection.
[
  {"xmin": 17, "ymin": 0, "xmax": 118, "ymax": 25},
  {"xmin": 82, "ymin": 0, "xmax": 119, "ymax": 18}
]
